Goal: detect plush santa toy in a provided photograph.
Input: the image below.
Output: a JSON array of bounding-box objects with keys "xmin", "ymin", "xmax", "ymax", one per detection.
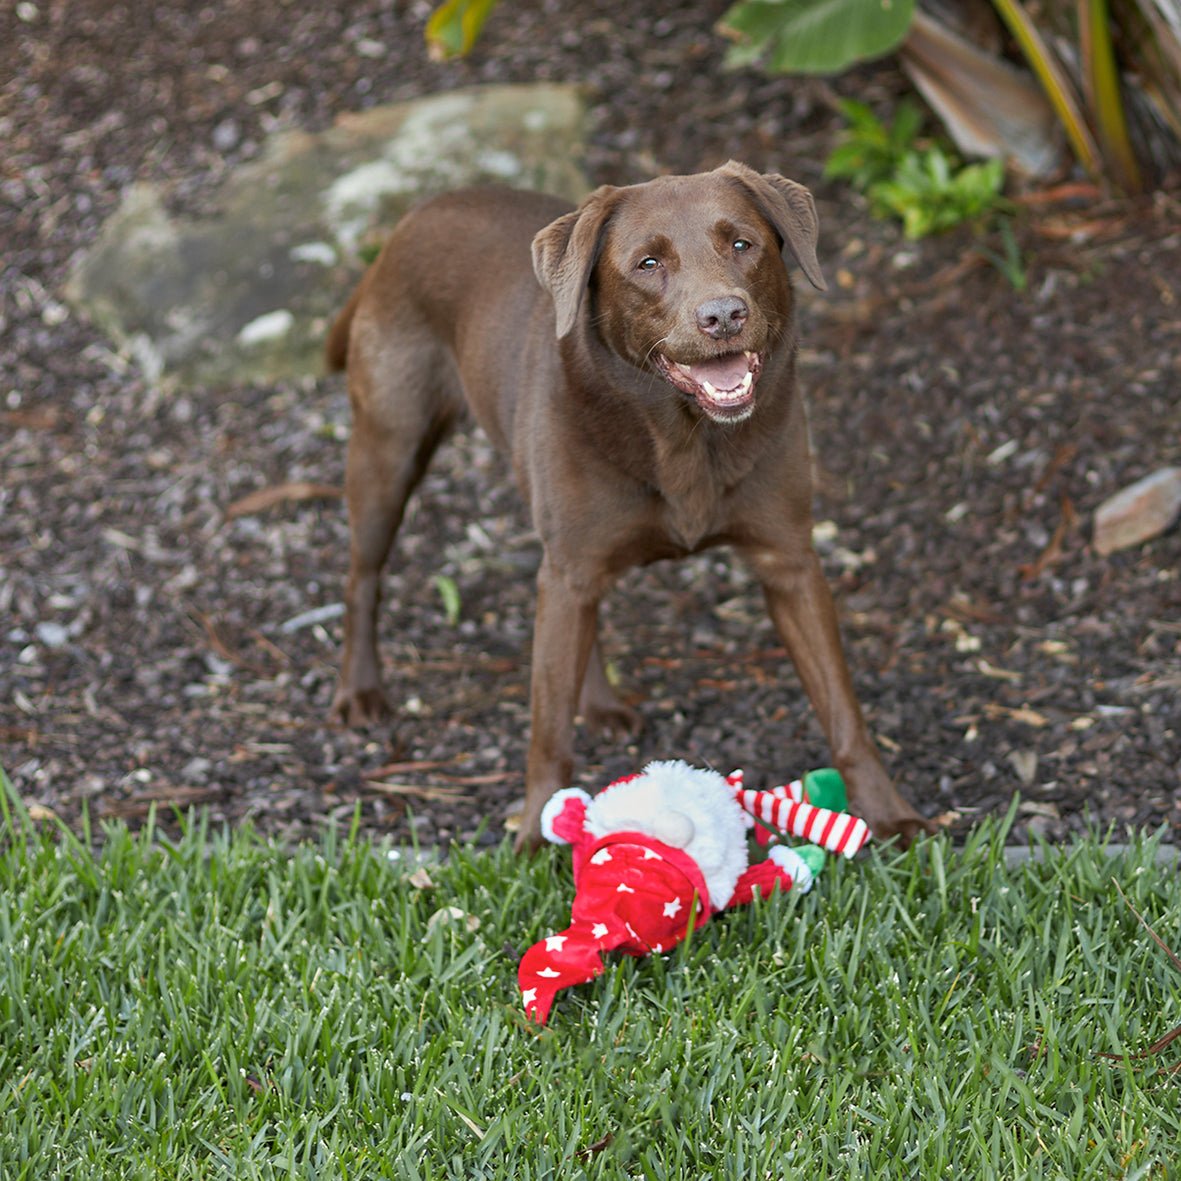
[{"xmin": 518, "ymin": 759, "xmax": 869, "ymax": 1025}]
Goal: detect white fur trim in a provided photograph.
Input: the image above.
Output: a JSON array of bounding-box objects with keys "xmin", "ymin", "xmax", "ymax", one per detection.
[
  {"xmin": 768, "ymin": 845, "xmax": 814, "ymax": 893},
  {"xmin": 540, "ymin": 788, "xmax": 592, "ymax": 844},
  {"xmin": 585, "ymin": 760, "xmax": 749, "ymax": 907}
]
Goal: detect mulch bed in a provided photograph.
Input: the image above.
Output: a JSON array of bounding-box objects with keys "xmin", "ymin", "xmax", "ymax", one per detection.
[{"xmin": 3, "ymin": 0, "xmax": 1179, "ymax": 850}]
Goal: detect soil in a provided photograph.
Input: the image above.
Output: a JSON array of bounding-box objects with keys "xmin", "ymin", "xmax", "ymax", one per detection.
[{"xmin": 3, "ymin": 0, "xmax": 1179, "ymax": 851}]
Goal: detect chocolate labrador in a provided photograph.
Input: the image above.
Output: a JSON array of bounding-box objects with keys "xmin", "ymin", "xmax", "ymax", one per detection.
[{"xmin": 325, "ymin": 160, "xmax": 928, "ymax": 850}]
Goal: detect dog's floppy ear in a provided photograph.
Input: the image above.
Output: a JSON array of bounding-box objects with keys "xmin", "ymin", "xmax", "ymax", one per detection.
[
  {"xmin": 719, "ymin": 160, "xmax": 826, "ymax": 292},
  {"xmin": 532, "ymin": 185, "xmax": 620, "ymax": 338}
]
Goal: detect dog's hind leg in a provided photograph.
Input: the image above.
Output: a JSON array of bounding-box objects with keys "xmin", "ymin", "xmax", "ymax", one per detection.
[
  {"xmin": 578, "ymin": 633, "xmax": 641, "ymax": 738},
  {"xmin": 332, "ymin": 323, "xmax": 461, "ymax": 727}
]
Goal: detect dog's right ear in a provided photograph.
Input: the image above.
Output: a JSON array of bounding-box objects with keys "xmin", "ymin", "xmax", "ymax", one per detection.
[{"xmin": 532, "ymin": 185, "xmax": 619, "ymax": 339}]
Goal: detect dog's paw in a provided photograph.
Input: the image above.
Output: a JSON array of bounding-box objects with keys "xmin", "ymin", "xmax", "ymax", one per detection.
[
  {"xmin": 512, "ymin": 826, "xmax": 545, "ymax": 856},
  {"xmin": 842, "ymin": 764, "xmax": 935, "ymax": 849},
  {"xmin": 867, "ymin": 812, "xmax": 937, "ymax": 849},
  {"xmin": 331, "ymin": 685, "xmax": 390, "ymax": 728}
]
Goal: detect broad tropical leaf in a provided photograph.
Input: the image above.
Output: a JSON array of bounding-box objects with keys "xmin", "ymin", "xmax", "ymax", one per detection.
[{"xmin": 719, "ymin": 0, "xmax": 917, "ymax": 75}]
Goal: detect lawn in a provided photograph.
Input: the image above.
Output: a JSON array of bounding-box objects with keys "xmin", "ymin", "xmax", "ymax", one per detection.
[{"xmin": 2, "ymin": 775, "xmax": 1177, "ymax": 1179}]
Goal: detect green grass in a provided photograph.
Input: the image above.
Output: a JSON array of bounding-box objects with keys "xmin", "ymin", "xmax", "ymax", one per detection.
[{"xmin": 2, "ymin": 781, "xmax": 1178, "ymax": 1179}]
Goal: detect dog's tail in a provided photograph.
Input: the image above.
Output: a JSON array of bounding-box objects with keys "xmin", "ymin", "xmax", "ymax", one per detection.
[{"xmin": 324, "ymin": 283, "xmax": 363, "ymax": 373}]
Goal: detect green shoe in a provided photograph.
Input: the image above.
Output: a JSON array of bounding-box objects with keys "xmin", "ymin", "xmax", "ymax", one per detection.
[
  {"xmin": 794, "ymin": 844, "xmax": 828, "ymax": 879},
  {"xmin": 802, "ymin": 767, "xmax": 847, "ymax": 812}
]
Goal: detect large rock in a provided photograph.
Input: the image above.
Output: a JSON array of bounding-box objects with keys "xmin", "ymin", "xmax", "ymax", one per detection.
[{"xmin": 65, "ymin": 85, "xmax": 589, "ymax": 386}]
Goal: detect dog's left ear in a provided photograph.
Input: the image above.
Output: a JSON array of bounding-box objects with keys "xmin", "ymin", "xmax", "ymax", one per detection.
[
  {"xmin": 532, "ymin": 185, "xmax": 620, "ymax": 338},
  {"xmin": 718, "ymin": 161, "xmax": 827, "ymax": 292}
]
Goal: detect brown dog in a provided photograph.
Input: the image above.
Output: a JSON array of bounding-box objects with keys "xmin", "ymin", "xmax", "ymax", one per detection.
[{"xmin": 325, "ymin": 161, "xmax": 928, "ymax": 850}]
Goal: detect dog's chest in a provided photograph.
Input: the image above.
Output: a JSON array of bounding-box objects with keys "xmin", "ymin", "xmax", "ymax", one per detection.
[{"xmin": 652, "ymin": 450, "xmax": 733, "ymax": 552}]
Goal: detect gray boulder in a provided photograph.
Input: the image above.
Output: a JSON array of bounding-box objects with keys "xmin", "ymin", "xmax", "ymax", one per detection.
[{"xmin": 65, "ymin": 84, "xmax": 589, "ymax": 386}]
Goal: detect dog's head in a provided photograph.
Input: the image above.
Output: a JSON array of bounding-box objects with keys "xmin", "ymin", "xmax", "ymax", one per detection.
[{"xmin": 532, "ymin": 161, "xmax": 826, "ymax": 424}]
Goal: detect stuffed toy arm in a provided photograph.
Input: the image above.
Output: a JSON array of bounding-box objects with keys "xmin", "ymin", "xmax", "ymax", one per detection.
[
  {"xmin": 725, "ymin": 845, "xmax": 818, "ymax": 908},
  {"xmin": 540, "ymin": 788, "xmax": 592, "ymax": 845}
]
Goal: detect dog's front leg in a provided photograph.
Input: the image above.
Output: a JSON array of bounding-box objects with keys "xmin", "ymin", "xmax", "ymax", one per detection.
[
  {"xmin": 515, "ymin": 556, "xmax": 600, "ymax": 853},
  {"xmin": 743, "ymin": 545, "xmax": 931, "ymax": 845}
]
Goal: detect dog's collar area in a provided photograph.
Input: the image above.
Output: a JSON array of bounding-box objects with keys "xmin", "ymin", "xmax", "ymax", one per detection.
[{"xmin": 654, "ymin": 349, "xmax": 762, "ymax": 421}]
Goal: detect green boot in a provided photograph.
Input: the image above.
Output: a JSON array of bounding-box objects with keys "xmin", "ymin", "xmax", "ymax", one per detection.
[{"xmin": 802, "ymin": 767, "xmax": 847, "ymax": 812}]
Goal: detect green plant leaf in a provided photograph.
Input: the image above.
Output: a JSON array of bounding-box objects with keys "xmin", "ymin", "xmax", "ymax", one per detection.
[
  {"xmin": 869, "ymin": 152, "xmax": 1006, "ymax": 238},
  {"xmin": 976, "ymin": 217, "xmax": 1028, "ymax": 291},
  {"xmin": 824, "ymin": 99, "xmax": 925, "ymax": 189},
  {"xmin": 425, "ymin": 0, "xmax": 501, "ymax": 61},
  {"xmin": 890, "ymin": 99, "xmax": 926, "ymax": 149},
  {"xmin": 990, "ymin": 0, "xmax": 1105, "ymax": 180},
  {"xmin": 1080, "ymin": 0, "xmax": 1144, "ymax": 192},
  {"xmin": 433, "ymin": 574, "xmax": 462, "ymax": 626},
  {"xmin": 719, "ymin": 0, "xmax": 917, "ymax": 75}
]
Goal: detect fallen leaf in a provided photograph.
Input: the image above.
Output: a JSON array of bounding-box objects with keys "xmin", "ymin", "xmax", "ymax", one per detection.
[
  {"xmin": 1009, "ymin": 749, "xmax": 1039, "ymax": 786},
  {"xmin": 367, "ymin": 758, "xmax": 467, "ymax": 777},
  {"xmin": 1013, "ymin": 182, "xmax": 1102, "ymax": 206},
  {"xmin": 427, "ymin": 906, "xmax": 480, "ymax": 933},
  {"xmin": 225, "ymin": 481, "xmax": 341, "ymax": 520},
  {"xmin": 576, "ymin": 1133, "xmax": 614, "ymax": 1160},
  {"xmin": 1030, "ymin": 215, "xmax": 1127, "ymax": 241},
  {"xmin": 943, "ymin": 596, "xmax": 1005, "ymax": 626},
  {"xmin": 1, "ymin": 407, "xmax": 62, "ymax": 430},
  {"xmin": 1018, "ymin": 800, "xmax": 1059, "ymax": 819},
  {"xmin": 976, "ymin": 660, "xmax": 1023, "ymax": 681},
  {"xmin": 984, "ymin": 703, "xmax": 1049, "ymax": 728}
]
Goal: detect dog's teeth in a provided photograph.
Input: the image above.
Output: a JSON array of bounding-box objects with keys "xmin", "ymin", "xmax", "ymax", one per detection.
[
  {"xmin": 700, "ymin": 379, "xmax": 718, "ymax": 398},
  {"xmin": 740, "ymin": 370, "xmax": 753, "ymax": 391}
]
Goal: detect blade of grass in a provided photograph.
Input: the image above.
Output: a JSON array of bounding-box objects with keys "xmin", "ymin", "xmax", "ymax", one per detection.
[
  {"xmin": 4, "ymin": 814, "xmax": 1181, "ymax": 1175},
  {"xmin": 1097, "ymin": 878, "xmax": 1181, "ymax": 1064},
  {"xmin": 1114, "ymin": 877, "xmax": 1181, "ymax": 974}
]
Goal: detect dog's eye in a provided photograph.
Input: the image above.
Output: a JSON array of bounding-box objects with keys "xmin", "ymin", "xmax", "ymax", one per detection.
[
  {"xmin": 637, "ymin": 256, "xmax": 660, "ymax": 271},
  {"xmin": 733, "ymin": 239, "xmax": 753, "ymax": 253}
]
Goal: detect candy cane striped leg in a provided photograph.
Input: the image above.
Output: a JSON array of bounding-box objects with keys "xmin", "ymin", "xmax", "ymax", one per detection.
[{"xmin": 735, "ymin": 790, "xmax": 870, "ymax": 857}]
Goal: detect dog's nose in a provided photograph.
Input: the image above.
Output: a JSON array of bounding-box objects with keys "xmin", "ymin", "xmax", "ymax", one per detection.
[{"xmin": 695, "ymin": 296, "xmax": 748, "ymax": 340}]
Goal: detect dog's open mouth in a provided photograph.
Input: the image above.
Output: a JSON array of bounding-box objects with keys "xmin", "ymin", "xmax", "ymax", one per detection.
[{"xmin": 655, "ymin": 350, "xmax": 762, "ymax": 421}]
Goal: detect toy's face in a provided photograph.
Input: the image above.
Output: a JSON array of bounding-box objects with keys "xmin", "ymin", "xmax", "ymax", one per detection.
[{"xmin": 584, "ymin": 763, "xmax": 749, "ymax": 907}]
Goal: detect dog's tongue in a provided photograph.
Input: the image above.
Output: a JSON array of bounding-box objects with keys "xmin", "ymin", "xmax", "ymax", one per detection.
[{"xmin": 688, "ymin": 353, "xmax": 752, "ymax": 392}]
